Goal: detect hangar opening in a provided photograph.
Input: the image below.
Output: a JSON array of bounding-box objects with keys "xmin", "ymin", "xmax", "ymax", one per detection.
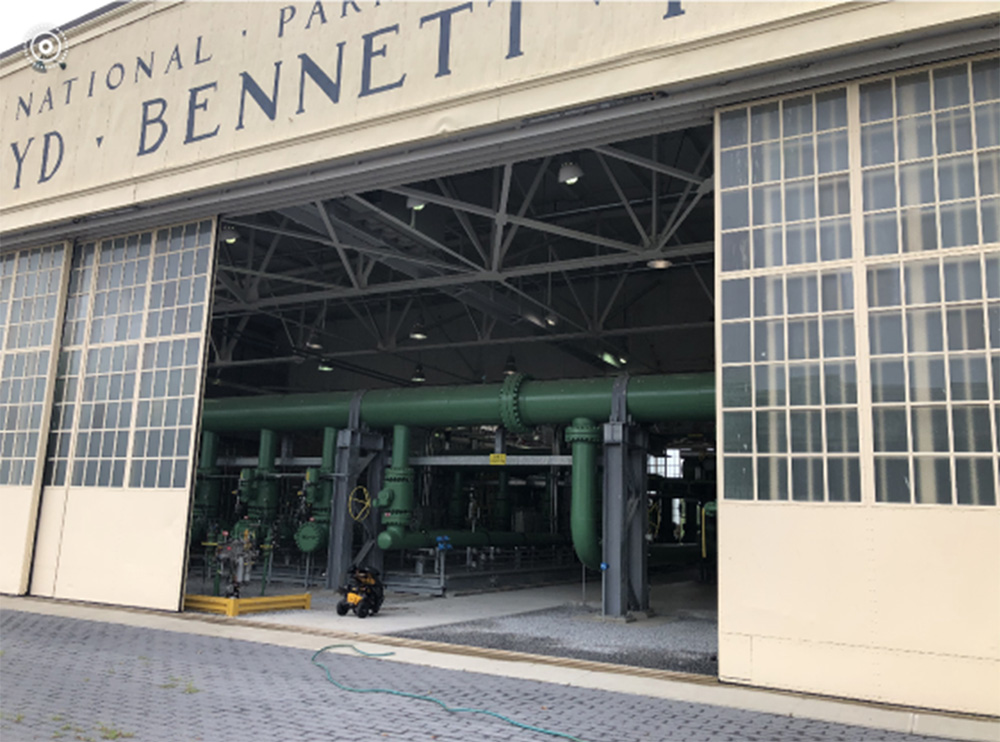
[{"xmin": 189, "ymin": 123, "xmax": 721, "ymax": 674}]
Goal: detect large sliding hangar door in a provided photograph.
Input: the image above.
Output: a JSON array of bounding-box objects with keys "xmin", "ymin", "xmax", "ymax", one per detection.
[{"xmin": 2, "ymin": 0, "xmax": 998, "ymax": 717}]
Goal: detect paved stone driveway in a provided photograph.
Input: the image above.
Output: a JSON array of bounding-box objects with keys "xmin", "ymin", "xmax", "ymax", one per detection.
[{"xmin": 0, "ymin": 610, "xmax": 956, "ymax": 742}]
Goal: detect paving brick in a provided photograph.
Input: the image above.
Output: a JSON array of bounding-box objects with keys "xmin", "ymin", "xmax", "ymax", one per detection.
[{"xmin": 0, "ymin": 609, "xmax": 961, "ymax": 742}]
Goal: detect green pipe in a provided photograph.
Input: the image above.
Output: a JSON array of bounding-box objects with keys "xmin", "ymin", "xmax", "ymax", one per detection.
[
  {"xmin": 376, "ymin": 425, "xmax": 415, "ymax": 550},
  {"xmin": 201, "ymin": 373, "xmax": 714, "ymax": 432},
  {"xmin": 192, "ymin": 430, "xmax": 221, "ymax": 542},
  {"xmin": 294, "ymin": 428, "xmax": 337, "ymax": 554},
  {"xmin": 257, "ymin": 429, "xmax": 279, "ymax": 472},
  {"xmin": 566, "ymin": 418, "xmax": 602, "ymax": 571}
]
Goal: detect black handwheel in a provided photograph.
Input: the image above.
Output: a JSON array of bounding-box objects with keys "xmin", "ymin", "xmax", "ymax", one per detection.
[
  {"xmin": 336, "ymin": 600, "xmax": 350, "ymax": 616},
  {"xmin": 357, "ymin": 602, "xmax": 370, "ymax": 619}
]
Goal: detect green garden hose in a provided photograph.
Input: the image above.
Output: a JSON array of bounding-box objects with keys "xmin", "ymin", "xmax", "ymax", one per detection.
[{"xmin": 311, "ymin": 644, "xmax": 588, "ymax": 742}]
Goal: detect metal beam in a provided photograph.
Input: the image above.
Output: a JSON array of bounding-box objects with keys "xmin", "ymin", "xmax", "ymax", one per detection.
[{"xmin": 592, "ymin": 144, "xmax": 703, "ymax": 185}]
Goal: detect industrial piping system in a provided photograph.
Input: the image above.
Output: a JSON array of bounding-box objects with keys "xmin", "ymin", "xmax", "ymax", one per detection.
[{"xmin": 200, "ymin": 372, "xmax": 714, "ymax": 570}]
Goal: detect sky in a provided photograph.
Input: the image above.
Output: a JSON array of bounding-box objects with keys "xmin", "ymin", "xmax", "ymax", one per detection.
[{"xmin": 1, "ymin": 0, "xmax": 106, "ymax": 56}]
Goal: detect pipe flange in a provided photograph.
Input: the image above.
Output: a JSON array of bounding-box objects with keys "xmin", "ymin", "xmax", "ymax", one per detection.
[
  {"xmin": 499, "ymin": 372, "xmax": 531, "ymax": 434},
  {"xmin": 384, "ymin": 466, "xmax": 413, "ymax": 484},
  {"xmin": 565, "ymin": 419, "xmax": 601, "ymax": 444}
]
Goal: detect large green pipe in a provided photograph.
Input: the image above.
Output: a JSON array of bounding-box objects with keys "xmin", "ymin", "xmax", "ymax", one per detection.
[
  {"xmin": 201, "ymin": 373, "xmax": 713, "ymax": 432},
  {"xmin": 376, "ymin": 425, "xmax": 415, "ymax": 550},
  {"xmin": 566, "ymin": 418, "xmax": 602, "ymax": 570},
  {"xmin": 378, "ymin": 529, "xmax": 566, "ymax": 550}
]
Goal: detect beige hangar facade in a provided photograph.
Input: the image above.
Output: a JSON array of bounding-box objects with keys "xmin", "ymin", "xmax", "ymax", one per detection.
[{"xmin": 1, "ymin": 0, "xmax": 998, "ymax": 720}]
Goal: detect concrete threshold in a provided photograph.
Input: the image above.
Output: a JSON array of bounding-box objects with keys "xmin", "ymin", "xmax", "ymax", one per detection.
[{"xmin": 3, "ymin": 594, "xmax": 998, "ymax": 742}]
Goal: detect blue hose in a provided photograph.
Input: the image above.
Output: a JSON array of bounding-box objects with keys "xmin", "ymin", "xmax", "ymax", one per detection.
[{"xmin": 311, "ymin": 644, "xmax": 589, "ymax": 742}]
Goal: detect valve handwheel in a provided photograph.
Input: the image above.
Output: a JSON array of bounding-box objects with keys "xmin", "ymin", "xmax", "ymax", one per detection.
[{"xmin": 349, "ymin": 486, "xmax": 371, "ymax": 522}]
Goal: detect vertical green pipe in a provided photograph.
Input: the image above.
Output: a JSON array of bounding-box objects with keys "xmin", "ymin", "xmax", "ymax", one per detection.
[
  {"xmin": 192, "ymin": 430, "xmax": 220, "ymax": 542},
  {"xmin": 321, "ymin": 427, "xmax": 337, "ymax": 472},
  {"xmin": 254, "ymin": 428, "xmax": 280, "ymax": 525},
  {"xmin": 377, "ymin": 425, "xmax": 414, "ymax": 549},
  {"xmin": 294, "ymin": 427, "xmax": 337, "ymax": 553},
  {"xmin": 566, "ymin": 418, "xmax": 602, "ymax": 571}
]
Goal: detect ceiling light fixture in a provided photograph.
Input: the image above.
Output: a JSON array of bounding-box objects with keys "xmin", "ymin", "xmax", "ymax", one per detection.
[
  {"xmin": 219, "ymin": 225, "xmax": 239, "ymax": 244},
  {"xmin": 646, "ymin": 258, "xmax": 673, "ymax": 269},
  {"xmin": 557, "ymin": 161, "xmax": 583, "ymax": 185},
  {"xmin": 503, "ymin": 354, "xmax": 518, "ymax": 376},
  {"xmin": 411, "ymin": 363, "xmax": 426, "ymax": 383},
  {"xmin": 318, "ymin": 358, "xmax": 334, "ymax": 372},
  {"xmin": 406, "ymin": 196, "xmax": 427, "ymax": 211},
  {"xmin": 545, "ymin": 314, "xmax": 558, "ymax": 327},
  {"xmin": 409, "ymin": 318, "xmax": 428, "ymax": 340}
]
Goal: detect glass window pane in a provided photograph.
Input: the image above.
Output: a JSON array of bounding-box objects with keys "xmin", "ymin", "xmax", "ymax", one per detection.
[
  {"xmin": 721, "ymin": 191, "xmax": 749, "ymax": 231},
  {"xmin": 722, "ymin": 323, "xmax": 751, "ymax": 363},
  {"xmin": 907, "ymin": 308, "xmax": 944, "ymax": 352},
  {"xmin": 791, "ymin": 458, "xmax": 824, "ymax": 501},
  {"xmin": 786, "ymin": 274, "xmax": 818, "ymax": 314},
  {"xmin": 753, "ymin": 275, "xmax": 783, "ymax": 317},
  {"xmin": 790, "ymin": 411, "xmax": 822, "ymax": 453},
  {"xmin": 784, "ymin": 136, "xmax": 814, "ymax": 179},
  {"xmin": 860, "ymin": 80, "xmax": 893, "ymax": 122},
  {"xmin": 757, "ymin": 456, "xmax": 787, "ymax": 501},
  {"xmin": 938, "ymin": 155, "xmax": 977, "ymax": 202},
  {"xmin": 948, "ymin": 356, "xmax": 990, "ymax": 400},
  {"xmin": 873, "ymin": 407, "xmax": 907, "ymax": 452},
  {"xmin": 868, "ymin": 265, "xmax": 901, "ymax": 307},
  {"xmin": 935, "ymin": 109, "xmax": 973, "ymax": 154},
  {"xmin": 823, "ymin": 317, "xmax": 855, "ymax": 358},
  {"xmin": 953, "ymin": 407, "xmax": 993, "ymax": 452},
  {"xmin": 752, "ymin": 142, "xmax": 781, "ymax": 183},
  {"xmin": 788, "ymin": 318, "xmax": 820, "ymax": 360},
  {"xmin": 754, "ymin": 319, "xmax": 784, "ymax": 361},
  {"xmin": 975, "ymin": 101, "xmax": 1000, "ymax": 148},
  {"xmin": 825, "ymin": 361, "xmax": 857, "ymax": 404},
  {"xmin": 955, "ymin": 458, "xmax": 996, "ymax": 506},
  {"xmin": 720, "ymin": 109, "xmax": 748, "ymax": 148},
  {"xmin": 900, "ymin": 207, "xmax": 938, "ymax": 253},
  {"xmin": 721, "ymin": 229, "xmax": 751, "ymax": 271},
  {"xmin": 828, "ymin": 458, "xmax": 861, "ymax": 502},
  {"xmin": 753, "ymin": 227, "xmax": 783, "ymax": 269},
  {"xmin": 720, "ymin": 148, "xmax": 749, "ymax": 188},
  {"xmin": 861, "ymin": 122, "xmax": 895, "ymax": 167},
  {"xmin": 788, "ymin": 363, "xmax": 821, "ymax": 406},
  {"xmin": 869, "ymin": 311, "xmax": 904, "ymax": 354},
  {"xmin": 821, "ymin": 270, "xmax": 853, "ymax": 311},
  {"xmin": 904, "ymin": 259, "xmax": 941, "ymax": 304},
  {"xmin": 896, "ymin": 72, "xmax": 931, "ymax": 116},
  {"xmin": 784, "ymin": 180, "xmax": 816, "ymax": 222},
  {"xmin": 909, "ymin": 356, "xmax": 946, "ymax": 402},
  {"xmin": 724, "ymin": 457, "xmax": 753, "ymax": 500},
  {"xmin": 863, "ymin": 167, "xmax": 897, "ymax": 210},
  {"xmin": 783, "ymin": 96, "xmax": 813, "ymax": 136},
  {"xmin": 818, "ymin": 175, "xmax": 850, "ymax": 217},
  {"xmin": 980, "ymin": 150, "xmax": 1000, "ymax": 197},
  {"xmin": 756, "ymin": 410, "xmax": 787, "ymax": 453},
  {"xmin": 913, "ymin": 458, "xmax": 951, "ymax": 505},
  {"xmin": 865, "ymin": 212, "xmax": 898, "ymax": 256},
  {"xmin": 724, "ymin": 412, "xmax": 753, "ymax": 453},
  {"xmin": 899, "ymin": 161, "xmax": 936, "ymax": 206},
  {"xmin": 972, "ymin": 58, "xmax": 1000, "ymax": 102},
  {"xmin": 786, "ymin": 223, "xmax": 817, "ymax": 265},
  {"xmin": 947, "ymin": 307, "xmax": 986, "ymax": 350},
  {"xmin": 816, "ymin": 89, "xmax": 847, "ymax": 130},
  {"xmin": 820, "ymin": 217, "xmax": 852, "ymax": 261},
  {"xmin": 875, "ymin": 457, "xmax": 911, "ymax": 503},
  {"xmin": 827, "ymin": 409, "xmax": 859, "ymax": 453},
  {"xmin": 751, "ymin": 102, "xmax": 780, "ymax": 142},
  {"xmin": 943, "ymin": 257, "xmax": 983, "ymax": 301},
  {"xmin": 934, "ymin": 65, "xmax": 970, "ymax": 109},
  {"xmin": 871, "ymin": 359, "xmax": 905, "ymax": 403},
  {"xmin": 755, "ymin": 364, "xmax": 786, "ymax": 406},
  {"xmin": 722, "ymin": 365, "xmax": 752, "ymax": 408},
  {"xmin": 722, "ymin": 279, "xmax": 750, "ymax": 319},
  {"xmin": 983, "ymin": 197, "xmax": 1000, "ymax": 244},
  {"xmin": 911, "ymin": 407, "xmax": 949, "ymax": 452},
  {"xmin": 752, "ymin": 184, "xmax": 782, "ymax": 225},
  {"xmin": 897, "ymin": 114, "xmax": 933, "ymax": 162},
  {"xmin": 816, "ymin": 130, "xmax": 849, "ymax": 173}
]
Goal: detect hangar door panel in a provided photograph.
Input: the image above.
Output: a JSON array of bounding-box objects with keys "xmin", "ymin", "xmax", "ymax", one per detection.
[
  {"xmin": 0, "ymin": 245, "xmax": 68, "ymax": 594},
  {"xmin": 31, "ymin": 221, "xmax": 215, "ymax": 610}
]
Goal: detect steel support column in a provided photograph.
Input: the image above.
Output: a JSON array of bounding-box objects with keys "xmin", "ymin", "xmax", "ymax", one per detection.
[{"xmin": 602, "ymin": 376, "xmax": 650, "ymax": 619}]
